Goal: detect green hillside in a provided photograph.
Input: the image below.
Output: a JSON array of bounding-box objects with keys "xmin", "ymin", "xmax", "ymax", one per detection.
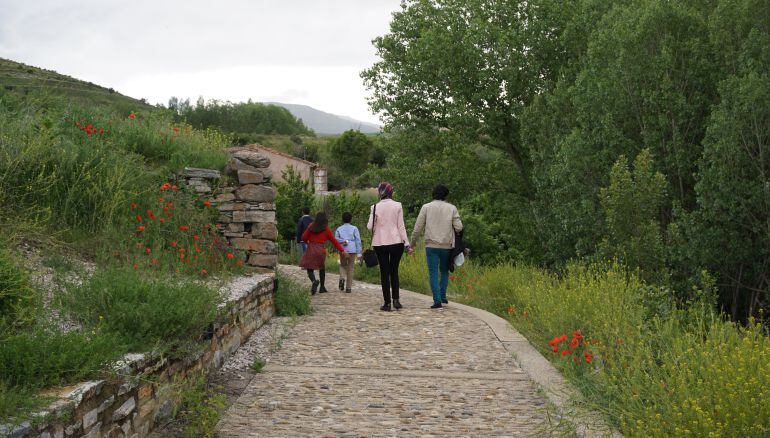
[{"xmin": 0, "ymin": 58, "xmax": 154, "ymax": 113}]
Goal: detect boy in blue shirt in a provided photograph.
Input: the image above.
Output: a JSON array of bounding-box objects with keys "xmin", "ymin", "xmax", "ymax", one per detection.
[{"xmin": 334, "ymin": 212, "xmax": 362, "ymax": 293}]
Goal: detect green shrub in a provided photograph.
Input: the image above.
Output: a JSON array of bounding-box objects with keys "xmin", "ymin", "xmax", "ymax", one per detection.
[
  {"xmin": 0, "ymin": 325, "xmax": 121, "ymax": 388},
  {"xmin": 275, "ymin": 167, "xmax": 314, "ymax": 243},
  {"xmin": 59, "ymin": 267, "xmax": 222, "ymax": 352},
  {"xmin": 250, "ymin": 356, "xmax": 266, "ymax": 372},
  {"xmin": 178, "ymin": 375, "xmax": 227, "ymax": 438},
  {"xmin": 274, "ymin": 272, "xmax": 312, "ymax": 316}
]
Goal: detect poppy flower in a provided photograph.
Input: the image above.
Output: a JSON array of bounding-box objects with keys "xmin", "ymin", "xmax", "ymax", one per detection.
[
  {"xmin": 160, "ymin": 182, "xmax": 171, "ymax": 191},
  {"xmin": 584, "ymin": 353, "xmax": 593, "ymax": 364},
  {"xmin": 552, "ymin": 346, "xmax": 558, "ymax": 353},
  {"xmin": 145, "ymin": 247, "xmax": 151, "ymax": 254},
  {"xmin": 572, "ymin": 330, "xmax": 584, "ymax": 340},
  {"xmin": 131, "ymin": 203, "xmax": 137, "ymax": 209},
  {"xmin": 193, "ymin": 235, "xmax": 200, "ymax": 241},
  {"xmin": 201, "ymin": 269, "xmax": 207, "ymax": 275},
  {"xmin": 171, "ymin": 185, "xmax": 178, "ymax": 190},
  {"xmin": 137, "ymin": 226, "xmax": 145, "ymax": 232},
  {"xmin": 159, "ymin": 218, "xmax": 165, "ymax": 224},
  {"xmin": 506, "ymin": 305, "xmax": 514, "ymax": 315},
  {"xmin": 226, "ymin": 253, "xmax": 234, "ymax": 259},
  {"xmin": 561, "ymin": 350, "xmax": 571, "ymax": 357},
  {"xmin": 558, "ymin": 335, "xmax": 567, "ymax": 342},
  {"xmin": 236, "ymin": 260, "xmax": 244, "ymax": 266},
  {"xmin": 179, "ymin": 225, "xmax": 189, "ymax": 231},
  {"xmin": 136, "ymin": 215, "xmax": 142, "ymax": 222},
  {"xmin": 129, "ymin": 113, "xmax": 136, "ymax": 119},
  {"xmin": 133, "ymin": 264, "xmax": 138, "ymax": 270},
  {"xmin": 203, "ymin": 201, "xmax": 211, "ymax": 207},
  {"xmin": 570, "ymin": 338, "xmax": 580, "ymax": 348},
  {"xmin": 171, "ymin": 241, "xmax": 177, "ymax": 247},
  {"xmin": 147, "ymin": 210, "xmax": 156, "ymax": 220}
]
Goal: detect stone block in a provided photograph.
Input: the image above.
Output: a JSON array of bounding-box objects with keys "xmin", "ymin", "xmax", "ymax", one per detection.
[
  {"xmin": 183, "ymin": 167, "xmax": 220, "ymax": 179},
  {"xmin": 231, "ymin": 238, "xmax": 277, "ymax": 253},
  {"xmin": 218, "ymin": 214, "xmax": 233, "ymax": 224},
  {"xmin": 247, "ymin": 253, "xmax": 278, "ymax": 268},
  {"xmin": 237, "ymin": 169, "xmax": 266, "ymax": 184},
  {"xmin": 232, "ymin": 150, "xmax": 271, "ymax": 168},
  {"xmin": 235, "ymin": 184, "xmax": 276, "ymax": 202},
  {"xmin": 137, "ymin": 384, "xmax": 153, "ymax": 400},
  {"xmin": 83, "ymin": 408, "xmax": 99, "ymax": 430},
  {"xmin": 225, "ymin": 158, "xmax": 260, "ymax": 176},
  {"xmin": 97, "ymin": 396, "xmax": 115, "ymax": 413},
  {"xmin": 112, "ymin": 398, "xmax": 136, "ymax": 421},
  {"xmin": 217, "ymin": 202, "xmax": 247, "ymax": 212},
  {"xmin": 232, "ymin": 210, "xmax": 276, "ymax": 223},
  {"xmin": 252, "ymin": 223, "xmax": 278, "ymax": 240},
  {"xmin": 226, "ymin": 223, "xmax": 245, "ymax": 233},
  {"xmin": 215, "ymin": 193, "xmax": 236, "ymax": 203},
  {"xmin": 83, "ymin": 422, "xmax": 101, "ymax": 438}
]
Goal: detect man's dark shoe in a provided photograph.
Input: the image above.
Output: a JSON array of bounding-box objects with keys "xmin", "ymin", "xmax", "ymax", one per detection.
[
  {"xmin": 441, "ymin": 299, "xmax": 449, "ymax": 304},
  {"xmin": 319, "ymin": 286, "xmax": 328, "ymax": 293},
  {"xmin": 380, "ymin": 304, "xmax": 392, "ymax": 311},
  {"xmin": 339, "ymin": 278, "xmax": 345, "ymax": 291},
  {"xmin": 311, "ymin": 280, "xmax": 319, "ymax": 295},
  {"xmin": 345, "ymin": 288, "xmax": 352, "ymax": 293},
  {"xmin": 430, "ymin": 303, "xmax": 443, "ymax": 309},
  {"xmin": 393, "ymin": 299, "xmax": 403, "ymax": 309}
]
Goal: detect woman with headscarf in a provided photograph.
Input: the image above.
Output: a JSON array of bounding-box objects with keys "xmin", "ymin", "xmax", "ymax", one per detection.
[
  {"xmin": 300, "ymin": 211, "xmax": 347, "ymax": 294},
  {"xmin": 367, "ymin": 182, "xmax": 412, "ymax": 311}
]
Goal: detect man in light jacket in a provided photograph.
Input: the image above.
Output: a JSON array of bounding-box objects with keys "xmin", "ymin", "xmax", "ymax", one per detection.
[{"xmin": 411, "ymin": 184, "xmax": 463, "ymax": 309}]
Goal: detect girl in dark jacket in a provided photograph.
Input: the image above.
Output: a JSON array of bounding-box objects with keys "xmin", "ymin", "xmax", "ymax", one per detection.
[{"xmin": 300, "ymin": 212, "xmax": 347, "ymax": 294}]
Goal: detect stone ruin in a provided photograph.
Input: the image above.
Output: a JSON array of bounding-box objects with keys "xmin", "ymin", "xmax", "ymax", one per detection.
[{"xmin": 182, "ymin": 147, "xmax": 278, "ymax": 272}]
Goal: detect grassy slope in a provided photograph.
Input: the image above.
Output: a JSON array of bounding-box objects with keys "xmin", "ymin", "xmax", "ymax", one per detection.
[{"xmin": 0, "ymin": 58, "xmax": 154, "ymax": 113}]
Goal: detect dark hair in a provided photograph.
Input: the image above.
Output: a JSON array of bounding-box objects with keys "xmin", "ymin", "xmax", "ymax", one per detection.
[
  {"xmin": 302, "ymin": 207, "xmax": 311, "ymax": 215},
  {"xmin": 309, "ymin": 211, "xmax": 328, "ymax": 233},
  {"xmin": 342, "ymin": 212, "xmax": 352, "ymax": 223},
  {"xmin": 432, "ymin": 184, "xmax": 449, "ymax": 200}
]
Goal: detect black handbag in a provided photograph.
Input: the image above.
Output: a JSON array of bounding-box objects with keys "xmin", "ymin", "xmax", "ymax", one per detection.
[{"xmin": 362, "ymin": 203, "xmax": 379, "ymax": 268}]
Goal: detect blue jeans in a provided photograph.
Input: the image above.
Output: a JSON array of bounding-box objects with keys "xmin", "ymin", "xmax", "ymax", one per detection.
[{"xmin": 425, "ymin": 247, "xmax": 451, "ymax": 305}]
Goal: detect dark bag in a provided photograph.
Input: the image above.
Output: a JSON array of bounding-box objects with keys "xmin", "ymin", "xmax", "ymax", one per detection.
[{"xmin": 362, "ymin": 203, "xmax": 379, "ymax": 268}]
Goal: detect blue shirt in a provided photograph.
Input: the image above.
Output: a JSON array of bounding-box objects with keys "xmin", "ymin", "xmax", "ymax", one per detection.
[{"xmin": 334, "ymin": 223, "xmax": 362, "ymax": 254}]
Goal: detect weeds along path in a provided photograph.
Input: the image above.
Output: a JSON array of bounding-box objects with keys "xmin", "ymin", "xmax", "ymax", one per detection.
[{"xmin": 217, "ymin": 265, "xmax": 567, "ymax": 437}]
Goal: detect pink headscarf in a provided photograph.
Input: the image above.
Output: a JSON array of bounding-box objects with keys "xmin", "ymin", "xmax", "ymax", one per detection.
[{"xmin": 377, "ymin": 182, "xmax": 394, "ymax": 199}]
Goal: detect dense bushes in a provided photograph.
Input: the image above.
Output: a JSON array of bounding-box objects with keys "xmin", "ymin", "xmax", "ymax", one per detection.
[{"xmin": 274, "ymin": 272, "xmax": 312, "ymax": 317}]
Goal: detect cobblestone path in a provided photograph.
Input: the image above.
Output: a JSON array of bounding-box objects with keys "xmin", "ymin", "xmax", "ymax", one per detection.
[{"xmin": 217, "ymin": 265, "xmax": 549, "ymax": 437}]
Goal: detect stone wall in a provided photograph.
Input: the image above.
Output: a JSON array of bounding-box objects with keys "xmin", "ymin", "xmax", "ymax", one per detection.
[
  {"xmin": 183, "ymin": 148, "xmax": 278, "ymax": 272},
  {"xmin": 5, "ymin": 275, "xmax": 274, "ymax": 438}
]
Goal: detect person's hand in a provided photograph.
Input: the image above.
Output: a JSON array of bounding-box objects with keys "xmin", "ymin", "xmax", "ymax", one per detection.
[{"xmin": 406, "ymin": 245, "xmax": 415, "ymax": 256}]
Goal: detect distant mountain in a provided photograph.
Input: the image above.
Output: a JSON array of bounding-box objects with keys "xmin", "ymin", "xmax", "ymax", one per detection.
[
  {"xmin": 0, "ymin": 58, "xmax": 154, "ymax": 112},
  {"xmin": 266, "ymin": 102, "xmax": 380, "ymax": 135}
]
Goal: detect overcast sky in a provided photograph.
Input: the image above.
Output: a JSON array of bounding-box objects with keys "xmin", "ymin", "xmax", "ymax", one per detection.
[{"xmin": 0, "ymin": 0, "xmax": 401, "ymax": 124}]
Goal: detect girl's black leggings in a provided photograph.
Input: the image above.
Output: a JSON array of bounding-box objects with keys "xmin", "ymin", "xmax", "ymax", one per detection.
[{"xmin": 307, "ymin": 269, "xmax": 325, "ymax": 287}]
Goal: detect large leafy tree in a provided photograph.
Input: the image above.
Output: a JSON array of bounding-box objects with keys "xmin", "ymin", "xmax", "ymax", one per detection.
[{"xmin": 362, "ymin": 0, "xmax": 547, "ymax": 195}]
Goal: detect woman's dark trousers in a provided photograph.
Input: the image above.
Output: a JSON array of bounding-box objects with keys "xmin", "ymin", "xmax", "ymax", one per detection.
[{"xmin": 374, "ymin": 243, "xmax": 404, "ymax": 305}]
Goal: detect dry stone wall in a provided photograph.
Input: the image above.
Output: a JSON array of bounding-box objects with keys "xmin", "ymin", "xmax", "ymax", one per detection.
[
  {"xmin": 4, "ymin": 275, "xmax": 274, "ymax": 438},
  {"xmin": 183, "ymin": 148, "xmax": 278, "ymax": 272}
]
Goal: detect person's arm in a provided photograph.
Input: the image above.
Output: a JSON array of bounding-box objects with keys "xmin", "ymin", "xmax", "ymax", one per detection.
[
  {"xmin": 296, "ymin": 219, "xmax": 303, "ymax": 242},
  {"xmin": 353, "ymin": 227, "xmax": 362, "ymax": 254},
  {"xmin": 301, "ymin": 224, "xmax": 313, "ymax": 243},
  {"xmin": 366, "ymin": 205, "xmax": 374, "ymax": 231},
  {"xmin": 452, "ymin": 206, "xmax": 463, "ymax": 233},
  {"xmin": 410, "ymin": 205, "xmax": 427, "ymax": 246},
  {"xmin": 326, "ymin": 227, "xmax": 347, "ymax": 253},
  {"xmin": 397, "ymin": 204, "xmax": 410, "ymax": 247}
]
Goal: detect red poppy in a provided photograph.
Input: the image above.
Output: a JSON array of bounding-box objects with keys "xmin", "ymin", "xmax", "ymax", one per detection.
[
  {"xmin": 172, "ymin": 127, "xmax": 179, "ymax": 132},
  {"xmin": 570, "ymin": 338, "xmax": 579, "ymax": 348},
  {"xmin": 147, "ymin": 210, "xmax": 156, "ymax": 220},
  {"xmin": 171, "ymin": 241, "xmax": 177, "ymax": 247},
  {"xmin": 160, "ymin": 182, "xmax": 171, "ymax": 191},
  {"xmin": 137, "ymin": 226, "xmax": 145, "ymax": 232},
  {"xmin": 193, "ymin": 235, "xmax": 200, "ymax": 241},
  {"xmin": 572, "ymin": 330, "xmax": 584, "ymax": 340},
  {"xmin": 551, "ymin": 346, "xmax": 558, "ymax": 353},
  {"xmin": 203, "ymin": 201, "xmax": 211, "ymax": 207},
  {"xmin": 129, "ymin": 113, "xmax": 136, "ymax": 119},
  {"xmin": 171, "ymin": 185, "xmax": 178, "ymax": 190},
  {"xmin": 236, "ymin": 260, "xmax": 244, "ymax": 266},
  {"xmin": 226, "ymin": 253, "xmax": 234, "ymax": 259},
  {"xmin": 136, "ymin": 215, "xmax": 142, "ymax": 222},
  {"xmin": 133, "ymin": 264, "xmax": 138, "ymax": 270},
  {"xmin": 201, "ymin": 269, "xmax": 207, "ymax": 275},
  {"xmin": 131, "ymin": 203, "xmax": 137, "ymax": 209},
  {"xmin": 561, "ymin": 350, "xmax": 571, "ymax": 357},
  {"xmin": 179, "ymin": 225, "xmax": 189, "ymax": 231},
  {"xmin": 145, "ymin": 247, "xmax": 151, "ymax": 254},
  {"xmin": 584, "ymin": 353, "xmax": 593, "ymax": 364},
  {"xmin": 558, "ymin": 335, "xmax": 567, "ymax": 342}
]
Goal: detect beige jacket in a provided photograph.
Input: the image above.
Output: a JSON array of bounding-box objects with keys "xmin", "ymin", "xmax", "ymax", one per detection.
[{"xmin": 411, "ymin": 200, "xmax": 463, "ymax": 249}]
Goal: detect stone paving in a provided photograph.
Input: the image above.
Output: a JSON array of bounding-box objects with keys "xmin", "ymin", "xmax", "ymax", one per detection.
[{"xmin": 217, "ymin": 265, "xmax": 550, "ymax": 437}]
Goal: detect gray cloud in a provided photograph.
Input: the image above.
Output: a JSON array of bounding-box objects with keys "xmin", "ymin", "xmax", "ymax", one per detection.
[{"xmin": 0, "ymin": 0, "xmax": 400, "ymax": 123}]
